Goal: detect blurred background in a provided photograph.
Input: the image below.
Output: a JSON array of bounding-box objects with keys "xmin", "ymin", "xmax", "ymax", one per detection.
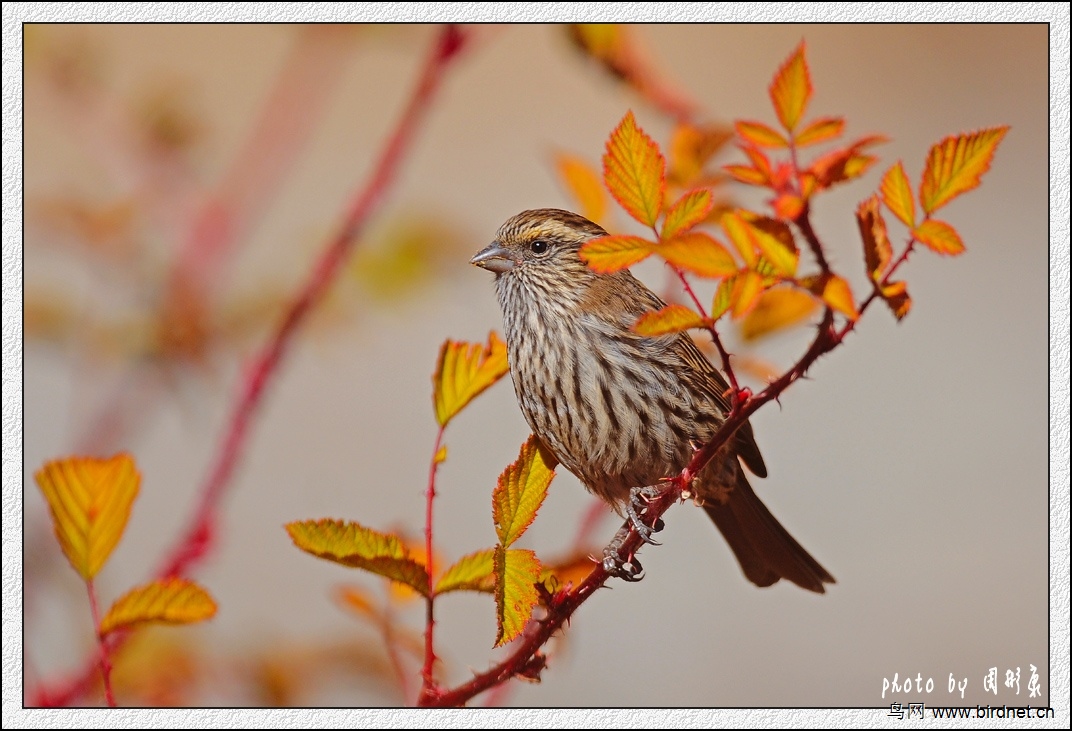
[{"xmin": 18, "ymin": 21, "xmax": 1051, "ymax": 708}]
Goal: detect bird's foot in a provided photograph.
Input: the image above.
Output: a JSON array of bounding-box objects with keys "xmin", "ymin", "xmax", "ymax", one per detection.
[
  {"xmin": 602, "ymin": 528, "xmax": 644, "ymax": 582},
  {"xmin": 626, "ymin": 484, "xmax": 667, "ymax": 545}
]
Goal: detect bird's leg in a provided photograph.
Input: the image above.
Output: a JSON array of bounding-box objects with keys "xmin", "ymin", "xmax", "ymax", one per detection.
[
  {"xmin": 602, "ymin": 522, "xmax": 645, "ymax": 582},
  {"xmin": 626, "ymin": 484, "xmax": 668, "ymax": 545}
]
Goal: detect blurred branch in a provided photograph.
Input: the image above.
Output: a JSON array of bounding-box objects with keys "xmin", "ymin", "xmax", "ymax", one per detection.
[{"xmin": 30, "ymin": 24, "xmax": 470, "ymax": 708}]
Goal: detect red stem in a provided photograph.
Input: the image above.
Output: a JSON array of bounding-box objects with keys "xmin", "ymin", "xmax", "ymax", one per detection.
[
  {"xmin": 85, "ymin": 579, "xmax": 115, "ymax": 707},
  {"xmin": 31, "ymin": 25, "xmax": 469, "ymax": 709},
  {"xmin": 671, "ymin": 266, "xmax": 740, "ymax": 394},
  {"xmin": 418, "ymin": 425, "xmax": 446, "ymax": 704}
]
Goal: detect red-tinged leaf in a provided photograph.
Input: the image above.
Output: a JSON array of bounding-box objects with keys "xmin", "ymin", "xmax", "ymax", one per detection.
[
  {"xmin": 710, "ymin": 275, "xmax": 736, "ymax": 321},
  {"xmin": 723, "ymin": 164, "xmax": 768, "ymax": 187},
  {"xmin": 804, "ymin": 273, "xmax": 859, "ymax": 320},
  {"xmin": 661, "ymin": 189, "xmax": 713, "ymax": 240},
  {"xmin": 772, "ymin": 193, "xmax": 805, "ymax": 221},
  {"xmin": 579, "ymin": 234, "xmax": 653, "ymax": 273},
  {"xmin": 554, "ymin": 153, "xmax": 608, "ymax": 226},
  {"xmin": 493, "ymin": 435, "xmax": 555, "ymax": 548},
  {"xmin": 334, "ymin": 584, "xmax": 378, "ymax": 618},
  {"xmin": 493, "ymin": 546, "xmax": 541, "ymax": 647},
  {"xmin": 881, "ymin": 280, "xmax": 912, "ymax": 321},
  {"xmin": 735, "ymin": 120, "xmax": 788, "ymax": 149},
  {"xmin": 603, "ymin": 111, "xmax": 666, "ymax": 227},
  {"xmin": 433, "ymin": 332, "xmax": 510, "ymax": 428},
  {"xmin": 857, "ymin": 195, "xmax": 893, "ymax": 281},
  {"xmin": 436, "ymin": 549, "xmax": 496, "ymax": 594},
  {"xmin": 880, "ymin": 161, "xmax": 916, "ymax": 228},
  {"xmin": 35, "ymin": 453, "xmax": 140, "ymax": 581},
  {"xmin": 812, "ymin": 150, "xmax": 878, "ymax": 189},
  {"xmin": 731, "ymin": 270, "xmax": 765, "ymax": 319},
  {"xmin": 739, "ymin": 286, "xmax": 820, "ymax": 341},
  {"xmin": 741, "ymin": 144, "xmax": 774, "ymax": 181},
  {"xmin": 794, "ymin": 116, "xmax": 845, "ymax": 147},
  {"xmin": 99, "ymin": 578, "xmax": 216, "ymax": 636},
  {"xmin": 723, "ymin": 212, "xmax": 798, "ymax": 277},
  {"xmin": 540, "ymin": 551, "xmax": 598, "ymax": 594},
  {"xmin": 658, "ymin": 232, "xmax": 738, "ymax": 279},
  {"xmin": 632, "ymin": 304, "xmax": 706, "ymax": 337},
  {"xmin": 769, "ymin": 42, "xmax": 812, "ymax": 133},
  {"xmin": 919, "ymin": 126, "xmax": 1009, "ymax": 214},
  {"xmin": 913, "ymin": 218, "xmax": 966, "ymax": 256},
  {"xmin": 286, "ymin": 519, "xmax": 430, "ymax": 596}
]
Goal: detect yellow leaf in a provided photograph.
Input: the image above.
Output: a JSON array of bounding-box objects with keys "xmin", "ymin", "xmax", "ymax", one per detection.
[
  {"xmin": 880, "ymin": 161, "xmax": 916, "ymax": 228},
  {"xmin": 913, "ymin": 218, "xmax": 966, "ymax": 256},
  {"xmin": 710, "ymin": 275, "xmax": 737, "ymax": 321},
  {"xmin": 603, "ymin": 111, "xmax": 666, "ymax": 227},
  {"xmin": 769, "ymin": 41, "xmax": 812, "ymax": 133},
  {"xmin": 661, "ymin": 189, "xmax": 713, "ymax": 240},
  {"xmin": 433, "ymin": 331, "xmax": 510, "ymax": 427},
  {"xmin": 739, "ymin": 287, "xmax": 819, "ymax": 341},
  {"xmin": 286, "ymin": 519, "xmax": 430, "ymax": 596},
  {"xmin": 919, "ymin": 126, "xmax": 1009, "ymax": 214},
  {"xmin": 493, "ymin": 436, "xmax": 555, "ymax": 548},
  {"xmin": 734, "ymin": 120, "xmax": 788, "ymax": 149},
  {"xmin": 579, "ymin": 234, "xmax": 653, "ymax": 273},
  {"xmin": 804, "ymin": 273, "xmax": 859, "ymax": 320},
  {"xmin": 436, "ymin": 549, "xmax": 496, "ymax": 594},
  {"xmin": 881, "ymin": 280, "xmax": 912, "ymax": 321},
  {"xmin": 568, "ymin": 23, "xmax": 623, "ymax": 62},
  {"xmin": 98, "ymin": 578, "xmax": 216, "ymax": 636},
  {"xmin": 794, "ymin": 116, "xmax": 845, "ymax": 147},
  {"xmin": 493, "ymin": 546, "xmax": 541, "ymax": 647},
  {"xmin": 35, "ymin": 453, "xmax": 140, "ymax": 581},
  {"xmin": 668, "ymin": 123, "xmax": 732, "ymax": 186},
  {"xmin": 723, "ymin": 212, "xmax": 798, "ymax": 277},
  {"xmin": 658, "ymin": 232, "xmax": 738, "ymax": 279},
  {"xmin": 856, "ymin": 195, "xmax": 893, "ymax": 281},
  {"xmin": 554, "ymin": 153, "xmax": 607, "ymax": 226},
  {"xmin": 540, "ymin": 551, "xmax": 597, "ymax": 593},
  {"xmin": 731, "ymin": 270, "xmax": 765, "ymax": 319},
  {"xmin": 632, "ymin": 304, "xmax": 706, "ymax": 336}
]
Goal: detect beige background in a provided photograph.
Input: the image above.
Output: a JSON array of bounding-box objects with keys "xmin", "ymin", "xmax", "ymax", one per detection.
[{"xmin": 20, "ymin": 22, "xmax": 1052, "ymax": 708}]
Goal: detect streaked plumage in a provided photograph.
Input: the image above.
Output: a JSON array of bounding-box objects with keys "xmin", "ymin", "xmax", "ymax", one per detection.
[{"xmin": 472, "ymin": 209, "xmax": 833, "ymax": 592}]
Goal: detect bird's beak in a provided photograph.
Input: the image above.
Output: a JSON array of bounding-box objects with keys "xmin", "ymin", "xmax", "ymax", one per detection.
[{"xmin": 470, "ymin": 242, "xmax": 519, "ymax": 273}]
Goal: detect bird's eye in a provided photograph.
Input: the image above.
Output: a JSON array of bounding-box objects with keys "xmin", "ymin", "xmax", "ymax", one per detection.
[{"xmin": 530, "ymin": 240, "xmax": 549, "ymax": 255}]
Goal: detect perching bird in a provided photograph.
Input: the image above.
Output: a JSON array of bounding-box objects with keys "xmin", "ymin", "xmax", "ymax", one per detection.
[{"xmin": 471, "ymin": 208, "xmax": 834, "ymax": 592}]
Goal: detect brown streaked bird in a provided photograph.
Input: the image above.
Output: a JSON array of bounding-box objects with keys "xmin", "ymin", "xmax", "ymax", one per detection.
[{"xmin": 471, "ymin": 208, "xmax": 834, "ymax": 593}]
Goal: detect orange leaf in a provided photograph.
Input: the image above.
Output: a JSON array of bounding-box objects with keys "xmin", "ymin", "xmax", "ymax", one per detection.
[
  {"xmin": 493, "ymin": 546, "xmax": 541, "ymax": 647},
  {"xmin": 99, "ymin": 578, "xmax": 216, "ymax": 636},
  {"xmin": 632, "ymin": 304, "xmax": 706, "ymax": 336},
  {"xmin": 919, "ymin": 126, "xmax": 1009, "ymax": 214},
  {"xmin": 723, "ymin": 164, "xmax": 768, "ymax": 187},
  {"xmin": 880, "ymin": 161, "xmax": 916, "ymax": 228},
  {"xmin": 769, "ymin": 42, "xmax": 812, "ymax": 133},
  {"xmin": 731, "ymin": 270, "xmax": 765, "ymax": 319},
  {"xmin": 658, "ymin": 232, "xmax": 738, "ymax": 279},
  {"xmin": 433, "ymin": 332, "xmax": 510, "ymax": 428},
  {"xmin": 794, "ymin": 116, "xmax": 845, "ymax": 147},
  {"xmin": 739, "ymin": 286, "xmax": 819, "ymax": 341},
  {"xmin": 735, "ymin": 120, "xmax": 788, "ymax": 149},
  {"xmin": 723, "ymin": 212, "xmax": 798, "ymax": 277},
  {"xmin": 579, "ymin": 234, "xmax": 653, "ymax": 273},
  {"xmin": 603, "ymin": 111, "xmax": 666, "ymax": 227},
  {"xmin": 772, "ymin": 193, "xmax": 805, "ymax": 221},
  {"xmin": 554, "ymin": 153, "xmax": 608, "ymax": 226},
  {"xmin": 856, "ymin": 195, "xmax": 893, "ymax": 281},
  {"xmin": 912, "ymin": 218, "xmax": 965, "ymax": 256},
  {"xmin": 804, "ymin": 273, "xmax": 859, "ymax": 320},
  {"xmin": 661, "ymin": 189, "xmax": 713, "ymax": 240},
  {"xmin": 436, "ymin": 549, "xmax": 496, "ymax": 594},
  {"xmin": 881, "ymin": 280, "xmax": 912, "ymax": 321},
  {"xmin": 35, "ymin": 454, "xmax": 140, "ymax": 581},
  {"xmin": 493, "ymin": 435, "xmax": 555, "ymax": 548},
  {"xmin": 668, "ymin": 123, "xmax": 732, "ymax": 186},
  {"xmin": 286, "ymin": 519, "xmax": 430, "ymax": 596}
]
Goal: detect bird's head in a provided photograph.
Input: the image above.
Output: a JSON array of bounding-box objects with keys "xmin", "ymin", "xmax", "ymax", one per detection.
[{"xmin": 470, "ymin": 209, "xmax": 607, "ymax": 280}]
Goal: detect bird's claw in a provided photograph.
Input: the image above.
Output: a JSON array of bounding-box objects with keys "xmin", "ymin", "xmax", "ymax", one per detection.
[
  {"xmin": 626, "ymin": 484, "xmax": 666, "ymax": 545},
  {"xmin": 602, "ymin": 547, "xmax": 644, "ymax": 582}
]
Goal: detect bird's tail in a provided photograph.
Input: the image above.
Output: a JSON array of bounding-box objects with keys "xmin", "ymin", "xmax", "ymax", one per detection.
[{"xmin": 703, "ymin": 471, "xmax": 835, "ymax": 593}]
